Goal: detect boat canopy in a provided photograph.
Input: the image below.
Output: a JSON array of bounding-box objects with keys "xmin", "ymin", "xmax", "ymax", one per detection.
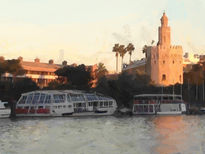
[
  {"xmin": 134, "ymin": 94, "xmax": 182, "ymax": 100},
  {"xmin": 18, "ymin": 90, "xmax": 115, "ymax": 105}
]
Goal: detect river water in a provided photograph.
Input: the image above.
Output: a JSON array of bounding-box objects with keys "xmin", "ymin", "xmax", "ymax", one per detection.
[{"xmin": 0, "ymin": 115, "xmax": 205, "ymax": 154}]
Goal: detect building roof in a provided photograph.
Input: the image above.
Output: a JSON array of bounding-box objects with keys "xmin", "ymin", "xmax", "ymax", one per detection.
[
  {"xmin": 122, "ymin": 59, "xmax": 146, "ymax": 71},
  {"xmin": 22, "ymin": 61, "xmax": 61, "ymax": 72}
]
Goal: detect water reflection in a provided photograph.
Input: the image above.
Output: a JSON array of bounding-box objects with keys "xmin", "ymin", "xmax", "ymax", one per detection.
[
  {"xmin": 1, "ymin": 116, "xmax": 205, "ymax": 154},
  {"xmin": 153, "ymin": 115, "xmax": 201, "ymax": 154}
]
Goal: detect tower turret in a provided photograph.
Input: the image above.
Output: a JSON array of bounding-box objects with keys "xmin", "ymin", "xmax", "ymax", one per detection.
[{"xmin": 158, "ymin": 12, "xmax": 171, "ymax": 47}]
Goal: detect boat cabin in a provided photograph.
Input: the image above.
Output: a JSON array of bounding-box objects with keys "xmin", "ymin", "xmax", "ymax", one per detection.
[{"xmin": 133, "ymin": 94, "xmax": 186, "ymax": 115}]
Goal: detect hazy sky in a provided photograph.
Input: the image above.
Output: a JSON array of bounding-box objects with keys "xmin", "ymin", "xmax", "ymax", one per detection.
[{"xmin": 0, "ymin": 0, "xmax": 205, "ymax": 71}]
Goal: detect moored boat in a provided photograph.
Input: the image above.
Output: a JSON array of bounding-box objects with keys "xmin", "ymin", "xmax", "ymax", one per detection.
[
  {"xmin": 132, "ymin": 94, "xmax": 186, "ymax": 115},
  {"xmin": 15, "ymin": 90, "xmax": 117, "ymax": 117},
  {"xmin": 0, "ymin": 100, "xmax": 11, "ymax": 118}
]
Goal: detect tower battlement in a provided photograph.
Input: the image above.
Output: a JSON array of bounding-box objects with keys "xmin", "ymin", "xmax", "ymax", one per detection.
[{"xmin": 170, "ymin": 45, "xmax": 182, "ymax": 50}]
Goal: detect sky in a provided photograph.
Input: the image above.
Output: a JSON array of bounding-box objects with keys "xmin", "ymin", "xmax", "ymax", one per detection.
[{"xmin": 0, "ymin": 0, "xmax": 205, "ymax": 71}]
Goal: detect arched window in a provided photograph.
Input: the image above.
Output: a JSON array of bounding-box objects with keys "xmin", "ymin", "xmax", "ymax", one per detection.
[
  {"xmin": 173, "ymin": 60, "xmax": 175, "ymax": 64},
  {"xmin": 162, "ymin": 74, "xmax": 166, "ymax": 81}
]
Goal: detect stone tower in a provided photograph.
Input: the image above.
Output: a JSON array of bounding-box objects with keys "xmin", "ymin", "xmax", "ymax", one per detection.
[{"xmin": 150, "ymin": 12, "xmax": 183, "ymax": 86}]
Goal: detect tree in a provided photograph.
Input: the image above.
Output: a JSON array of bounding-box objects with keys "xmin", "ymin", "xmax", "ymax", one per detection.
[
  {"xmin": 55, "ymin": 64, "xmax": 93, "ymax": 90},
  {"xmin": 0, "ymin": 57, "xmax": 7, "ymax": 78},
  {"xmin": 6, "ymin": 59, "xmax": 25, "ymax": 82},
  {"xmin": 112, "ymin": 44, "xmax": 120, "ymax": 73},
  {"xmin": 96, "ymin": 62, "xmax": 108, "ymax": 80},
  {"xmin": 126, "ymin": 43, "xmax": 135, "ymax": 64},
  {"xmin": 118, "ymin": 45, "xmax": 127, "ymax": 72},
  {"xmin": 12, "ymin": 78, "xmax": 39, "ymax": 100}
]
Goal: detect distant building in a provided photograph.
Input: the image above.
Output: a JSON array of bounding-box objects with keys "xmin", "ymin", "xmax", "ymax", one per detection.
[
  {"xmin": 2, "ymin": 57, "xmax": 61, "ymax": 88},
  {"xmin": 123, "ymin": 59, "xmax": 146, "ymax": 75},
  {"xmin": 2, "ymin": 57, "xmax": 97, "ymax": 88},
  {"xmin": 123, "ymin": 13, "xmax": 183, "ymax": 86}
]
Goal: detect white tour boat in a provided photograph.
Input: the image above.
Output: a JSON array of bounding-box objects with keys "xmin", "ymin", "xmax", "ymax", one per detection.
[
  {"xmin": 0, "ymin": 100, "xmax": 11, "ymax": 118},
  {"xmin": 15, "ymin": 90, "xmax": 117, "ymax": 117},
  {"xmin": 132, "ymin": 94, "xmax": 186, "ymax": 115}
]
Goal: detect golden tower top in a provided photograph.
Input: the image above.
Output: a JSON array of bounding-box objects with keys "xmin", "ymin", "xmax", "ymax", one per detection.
[{"xmin": 160, "ymin": 12, "xmax": 168, "ymax": 27}]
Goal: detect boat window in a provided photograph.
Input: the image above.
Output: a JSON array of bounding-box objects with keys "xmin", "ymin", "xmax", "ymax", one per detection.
[
  {"xmin": 39, "ymin": 93, "xmax": 46, "ymax": 104},
  {"xmin": 26, "ymin": 94, "xmax": 33, "ymax": 104},
  {"xmin": 93, "ymin": 102, "xmax": 98, "ymax": 107},
  {"xmin": 63, "ymin": 105, "xmax": 66, "ymax": 108},
  {"xmin": 149, "ymin": 105, "xmax": 154, "ymax": 112},
  {"xmin": 98, "ymin": 96, "xmax": 106, "ymax": 100},
  {"xmin": 31, "ymin": 93, "xmax": 40, "ymax": 104},
  {"xmin": 24, "ymin": 106, "xmax": 29, "ymax": 109},
  {"xmin": 100, "ymin": 102, "xmax": 103, "ymax": 107},
  {"xmin": 109, "ymin": 101, "xmax": 113, "ymax": 107},
  {"xmin": 45, "ymin": 106, "xmax": 50, "ymax": 109},
  {"xmin": 54, "ymin": 94, "xmax": 65, "ymax": 103},
  {"xmin": 58, "ymin": 105, "xmax": 62, "ymax": 108},
  {"xmin": 138, "ymin": 105, "xmax": 143, "ymax": 112},
  {"xmin": 163, "ymin": 97, "xmax": 169, "ymax": 100},
  {"xmin": 67, "ymin": 95, "xmax": 71, "ymax": 102},
  {"xmin": 75, "ymin": 103, "xmax": 86, "ymax": 107},
  {"xmin": 30, "ymin": 106, "xmax": 35, "ymax": 110},
  {"xmin": 70, "ymin": 94, "xmax": 85, "ymax": 102},
  {"xmin": 86, "ymin": 94, "xmax": 97, "ymax": 101},
  {"xmin": 44, "ymin": 95, "xmax": 51, "ymax": 104},
  {"xmin": 38, "ymin": 106, "xmax": 43, "ymax": 109},
  {"xmin": 53, "ymin": 106, "xmax": 57, "ymax": 109},
  {"xmin": 19, "ymin": 96, "xmax": 27, "ymax": 104},
  {"xmin": 143, "ymin": 105, "xmax": 148, "ymax": 112},
  {"xmin": 104, "ymin": 102, "xmax": 108, "ymax": 107},
  {"xmin": 88, "ymin": 102, "xmax": 93, "ymax": 106}
]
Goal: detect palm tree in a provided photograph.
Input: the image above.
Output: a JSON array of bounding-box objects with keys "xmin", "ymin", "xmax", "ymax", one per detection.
[
  {"xmin": 126, "ymin": 43, "xmax": 135, "ymax": 64},
  {"xmin": 112, "ymin": 44, "xmax": 120, "ymax": 73},
  {"xmin": 142, "ymin": 45, "xmax": 148, "ymax": 58},
  {"xmin": 118, "ymin": 45, "xmax": 127, "ymax": 72},
  {"xmin": 96, "ymin": 62, "xmax": 108, "ymax": 79}
]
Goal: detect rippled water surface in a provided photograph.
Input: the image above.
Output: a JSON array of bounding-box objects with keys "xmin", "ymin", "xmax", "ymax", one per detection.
[{"xmin": 1, "ymin": 115, "xmax": 205, "ymax": 154}]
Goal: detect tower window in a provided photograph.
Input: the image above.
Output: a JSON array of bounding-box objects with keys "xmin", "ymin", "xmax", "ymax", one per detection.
[
  {"xmin": 173, "ymin": 60, "xmax": 175, "ymax": 64},
  {"xmin": 163, "ymin": 60, "xmax": 165, "ymax": 64},
  {"xmin": 162, "ymin": 74, "xmax": 166, "ymax": 81}
]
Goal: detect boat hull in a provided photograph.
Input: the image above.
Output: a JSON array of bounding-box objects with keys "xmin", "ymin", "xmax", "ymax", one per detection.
[
  {"xmin": 16, "ymin": 110, "xmax": 115, "ymax": 117},
  {"xmin": 0, "ymin": 109, "xmax": 11, "ymax": 118}
]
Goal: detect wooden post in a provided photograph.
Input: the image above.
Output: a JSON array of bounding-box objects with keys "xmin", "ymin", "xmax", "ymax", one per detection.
[
  {"xmin": 203, "ymin": 80, "xmax": 205, "ymax": 102},
  {"xmin": 10, "ymin": 100, "xmax": 16, "ymax": 118}
]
